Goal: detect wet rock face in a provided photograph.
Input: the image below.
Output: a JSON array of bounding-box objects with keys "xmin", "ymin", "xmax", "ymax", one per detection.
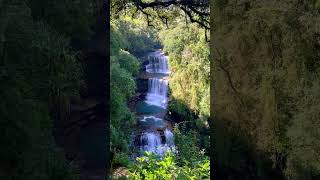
[
  {"xmin": 142, "ymin": 60, "xmax": 149, "ymax": 66},
  {"xmin": 134, "ymin": 135, "xmax": 141, "ymax": 146},
  {"xmin": 136, "ymin": 79, "xmax": 148, "ymax": 94},
  {"xmin": 159, "ymin": 130, "xmax": 166, "ymax": 144}
]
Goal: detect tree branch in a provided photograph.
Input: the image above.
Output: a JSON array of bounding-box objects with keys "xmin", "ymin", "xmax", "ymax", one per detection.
[
  {"xmin": 121, "ymin": 0, "xmax": 210, "ymax": 29},
  {"xmin": 134, "ymin": 0, "xmax": 209, "ymax": 9},
  {"xmin": 135, "ymin": 5, "xmax": 155, "ymax": 27},
  {"xmin": 214, "ymin": 47, "xmax": 245, "ymax": 106},
  {"xmin": 180, "ymin": 6, "xmax": 210, "ymax": 29}
]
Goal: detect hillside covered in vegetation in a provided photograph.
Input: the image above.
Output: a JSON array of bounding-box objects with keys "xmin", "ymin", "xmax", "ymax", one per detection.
[
  {"xmin": 0, "ymin": 1, "xmax": 107, "ymax": 179},
  {"xmin": 212, "ymin": 0, "xmax": 320, "ymax": 179}
]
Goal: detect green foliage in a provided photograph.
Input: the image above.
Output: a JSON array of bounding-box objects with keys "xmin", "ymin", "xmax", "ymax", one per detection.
[
  {"xmin": 0, "ymin": 0, "xmax": 94, "ymax": 179},
  {"xmin": 0, "ymin": 31, "xmax": 79, "ymax": 180},
  {"xmin": 31, "ymin": 22, "xmax": 82, "ymax": 118},
  {"xmin": 212, "ymin": 0, "xmax": 320, "ymax": 179},
  {"xmin": 173, "ymin": 125, "xmax": 207, "ymax": 165},
  {"xmin": 28, "ymin": 0, "xmax": 95, "ymax": 39},
  {"xmin": 110, "ymin": 56, "xmax": 136, "ymax": 159},
  {"xmin": 118, "ymin": 50, "xmax": 141, "ymax": 76},
  {"xmin": 285, "ymin": 82, "xmax": 320, "ymax": 179},
  {"xmin": 159, "ymin": 23, "xmax": 210, "ymax": 118},
  {"xmin": 168, "ymin": 100, "xmax": 194, "ymax": 121},
  {"xmin": 111, "ymin": 4, "xmax": 210, "ymax": 176},
  {"xmin": 110, "ymin": 25, "xmax": 126, "ymax": 55},
  {"xmin": 113, "ymin": 152, "xmax": 132, "ymax": 167},
  {"xmin": 111, "ymin": 17, "xmax": 159, "ymax": 55},
  {"xmin": 110, "ymin": 20, "xmax": 146, "ymax": 167},
  {"xmin": 111, "ymin": 0, "xmax": 209, "ymax": 30},
  {"xmin": 111, "ymin": 58, "xmax": 136, "ymax": 99},
  {"xmin": 128, "ymin": 152, "xmax": 210, "ymax": 180},
  {"xmin": 158, "ymin": 21, "xmax": 210, "ymax": 160}
]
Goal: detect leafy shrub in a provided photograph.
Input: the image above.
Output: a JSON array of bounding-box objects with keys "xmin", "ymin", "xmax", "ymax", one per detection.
[
  {"xmin": 128, "ymin": 152, "xmax": 210, "ymax": 180},
  {"xmin": 113, "ymin": 152, "xmax": 132, "ymax": 167},
  {"xmin": 173, "ymin": 125, "xmax": 207, "ymax": 165},
  {"xmin": 118, "ymin": 50, "xmax": 141, "ymax": 76}
]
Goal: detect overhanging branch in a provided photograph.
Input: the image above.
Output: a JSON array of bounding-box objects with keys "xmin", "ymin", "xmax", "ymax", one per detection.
[
  {"xmin": 119, "ymin": 0, "xmax": 210, "ymax": 29},
  {"xmin": 180, "ymin": 6, "xmax": 210, "ymax": 29}
]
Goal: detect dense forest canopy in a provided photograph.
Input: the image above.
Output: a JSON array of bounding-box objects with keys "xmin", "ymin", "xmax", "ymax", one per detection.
[
  {"xmin": 0, "ymin": 1, "xmax": 105, "ymax": 179},
  {"xmin": 112, "ymin": 0, "xmax": 210, "ymax": 30},
  {"xmin": 212, "ymin": 0, "xmax": 320, "ymax": 179}
]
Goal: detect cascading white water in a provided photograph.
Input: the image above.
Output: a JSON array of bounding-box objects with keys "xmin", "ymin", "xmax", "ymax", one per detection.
[
  {"xmin": 148, "ymin": 78, "xmax": 168, "ymax": 95},
  {"xmin": 140, "ymin": 132, "xmax": 161, "ymax": 149},
  {"xmin": 140, "ymin": 131, "xmax": 174, "ymax": 156},
  {"xmin": 137, "ymin": 50, "xmax": 174, "ymax": 157},
  {"xmin": 139, "ymin": 116, "xmax": 166, "ymax": 129},
  {"xmin": 164, "ymin": 128, "xmax": 174, "ymax": 146},
  {"xmin": 145, "ymin": 54, "xmax": 170, "ymax": 74},
  {"xmin": 140, "ymin": 116, "xmax": 162, "ymax": 122},
  {"xmin": 145, "ymin": 78, "xmax": 168, "ymax": 108},
  {"xmin": 140, "ymin": 132, "xmax": 163, "ymax": 155}
]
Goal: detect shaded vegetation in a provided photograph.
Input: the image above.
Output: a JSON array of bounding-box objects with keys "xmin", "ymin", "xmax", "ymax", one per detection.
[
  {"xmin": 0, "ymin": 0, "xmax": 103, "ymax": 179},
  {"xmin": 159, "ymin": 20, "xmax": 210, "ymax": 125},
  {"xmin": 211, "ymin": 0, "xmax": 320, "ymax": 179},
  {"xmin": 110, "ymin": 17, "xmax": 158, "ymax": 167}
]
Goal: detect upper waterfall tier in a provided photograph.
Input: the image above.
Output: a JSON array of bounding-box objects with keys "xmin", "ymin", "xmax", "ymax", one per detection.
[{"xmin": 145, "ymin": 53, "xmax": 170, "ymax": 74}]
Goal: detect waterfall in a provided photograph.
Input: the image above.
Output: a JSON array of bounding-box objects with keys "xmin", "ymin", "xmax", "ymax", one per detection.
[
  {"xmin": 135, "ymin": 50, "xmax": 174, "ymax": 157},
  {"xmin": 140, "ymin": 131, "xmax": 174, "ymax": 156},
  {"xmin": 140, "ymin": 132, "xmax": 162, "ymax": 154},
  {"xmin": 145, "ymin": 78, "xmax": 168, "ymax": 108},
  {"xmin": 164, "ymin": 128, "xmax": 174, "ymax": 146},
  {"xmin": 148, "ymin": 78, "xmax": 168, "ymax": 96},
  {"xmin": 146, "ymin": 55, "xmax": 170, "ymax": 74}
]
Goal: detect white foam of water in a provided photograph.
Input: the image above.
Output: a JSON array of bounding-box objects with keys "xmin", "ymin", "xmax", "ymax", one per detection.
[
  {"xmin": 140, "ymin": 116, "xmax": 162, "ymax": 122},
  {"xmin": 145, "ymin": 55, "xmax": 170, "ymax": 74},
  {"xmin": 145, "ymin": 78, "xmax": 168, "ymax": 108},
  {"xmin": 164, "ymin": 128, "xmax": 174, "ymax": 146},
  {"xmin": 139, "ymin": 128, "xmax": 175, "ymax": 156}
]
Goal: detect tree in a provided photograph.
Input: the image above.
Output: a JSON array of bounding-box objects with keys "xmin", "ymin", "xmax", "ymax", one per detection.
[
  {"xmin": 112, "ymin": 0, "xmax": 210, "ymax": 30},
  {"xmin": 211, "ymin": 0, "xmax": 320, "ymax": 179},
  {"xmin": 0, "ymin": 0, "xmax": 96, "ymax": 179}
]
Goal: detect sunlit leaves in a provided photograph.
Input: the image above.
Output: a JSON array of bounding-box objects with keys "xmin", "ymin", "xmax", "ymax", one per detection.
[
  {"xmin": 173, "ymin": 125, "xmax": 207, "ymax": 164},
  {"xmin": 118, "ymin": 50, "xmax": 141, "ymax": 76},
  {"xmin": 111, "ymin": 0, "xmax": 209, "ymax": 29},
  {"xmin": 110, "ymin": 21, "xmax": 145, "ymax": 165},
  {"xmin": 129, "ymin": 152, "xmax": 210, "ymax": 179},
  {"xmin": 159, "ymin": 23, "xmax": 210, "ymax": 117},
  {"xmin": 111, "ymin": 18, "xmax": 159, "ymax": 55}
]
